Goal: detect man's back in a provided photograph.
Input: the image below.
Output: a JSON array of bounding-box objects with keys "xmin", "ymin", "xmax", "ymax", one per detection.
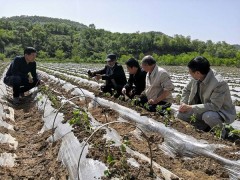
[{"xmin": 6, "ymin": 56, "xmax": 36, "ymax": 79}]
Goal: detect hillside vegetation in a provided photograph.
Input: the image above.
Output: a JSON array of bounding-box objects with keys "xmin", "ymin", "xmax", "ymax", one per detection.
[{"xmin": 0, "ymin": 15, "xmax": 239, "ymax": 66}]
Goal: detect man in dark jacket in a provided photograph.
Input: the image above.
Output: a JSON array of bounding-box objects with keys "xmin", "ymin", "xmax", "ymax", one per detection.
[
  {"xmin": 88, "ymin": 54, "xmax": 127, "ymax": 97},
  {"xmin": 4, "ymin": 47, "xmax": 40, "ymax": 105},
  {"xmin": 122, "ymin": 58, "xmax": 146, "ymax": 99}
]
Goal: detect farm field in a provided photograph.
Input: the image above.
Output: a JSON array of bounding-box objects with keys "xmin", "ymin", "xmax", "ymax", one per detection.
[{"xmin": 0, "ymin": 62, "xmax": 240, "ymax": 180}]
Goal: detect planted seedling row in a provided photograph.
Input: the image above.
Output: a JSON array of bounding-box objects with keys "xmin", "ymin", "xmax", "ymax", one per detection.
[{"xmin": 36, "ymin": 71, "xmax": 239, "ymax": 177}]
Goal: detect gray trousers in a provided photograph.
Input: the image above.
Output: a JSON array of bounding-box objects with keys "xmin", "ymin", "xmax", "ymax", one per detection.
[{"xmin": 177, "ymin": 110, "xmax": 224, "ymax": 129}]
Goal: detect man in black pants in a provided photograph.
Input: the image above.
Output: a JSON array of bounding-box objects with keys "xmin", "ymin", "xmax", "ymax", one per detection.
[
  {"xmin": 122, "ymin": 58, "xmax": 146, "ymax": 99},
  {"xmin": 4, "ymin": 47, "xmax": 40, "ymax": 105},
  {"xmin": 88, "ymin": 54, "xmax": 127, "ymax": 98}
]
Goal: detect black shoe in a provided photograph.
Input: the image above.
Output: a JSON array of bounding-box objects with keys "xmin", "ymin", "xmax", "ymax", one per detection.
[
  {"xmin": 13, "ymin": 97, "xmax": 20, "ymax": 105},
  {"xmin": 113, "ymin": 93, "xmax": 120, "ymax": 98},
  {"xmin": 196, "ymin": 124, "xmax": 211, "ymax": 132}
]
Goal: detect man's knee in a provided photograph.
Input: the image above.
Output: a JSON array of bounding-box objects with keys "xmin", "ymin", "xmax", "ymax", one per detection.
[
  {"xmin": 202, "ymin": 111, "xmax": 223, "ymax": 128},
  {"xmin": 202, "ymin": 112, "xmax": 212, "ymax": 122},
  {"xmin": 4, "ymin": 76, "xmax": 21, "ymax": 87}
]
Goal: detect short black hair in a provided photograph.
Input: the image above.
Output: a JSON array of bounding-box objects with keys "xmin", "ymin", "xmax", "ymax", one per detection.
[
  {"xmin": 141, "ymin": 55, "xmax": 156, "ymax": 65},
  {"xmin": 188, "ymin": 56, "xmax": 210, "ymax": 75},
  {"xmin": 125, "ymin": 58, "xmax": 140, "ymax": 68},
  {"xmin": 24, "ymin": 47, "xmax": 36, "ymax": 55}
]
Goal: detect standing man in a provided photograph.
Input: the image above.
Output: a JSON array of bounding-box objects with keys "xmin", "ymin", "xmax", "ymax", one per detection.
[
  {"xmin": 139, "ymin": 55, "xmax": 174, "ymax": 112},
  {"xmin": 122, "ymin": 58, "xmax": 147, "ymax": 99},
  {"xmin": 88, "ymin": 54, "xmax": 127, "ymax": 98},
  {"xmin": 177, "ymin": 56, "xmax": 236, "ymax": 133},
  {"xmin": 4, "ymin": 47, "xmax": 40, "ymax": 105}
]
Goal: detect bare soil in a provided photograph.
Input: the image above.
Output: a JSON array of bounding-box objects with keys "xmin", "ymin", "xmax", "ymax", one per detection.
[{"xmin": 0, "ymin": 96, "xmax": 69, "ymax": 179}]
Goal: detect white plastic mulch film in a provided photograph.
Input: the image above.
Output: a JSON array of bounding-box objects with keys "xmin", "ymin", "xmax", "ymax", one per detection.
[
  {"xmin": 38, "ymin": 69, "xmax": 240, "ymax": 179},
  {"xmin": 37, "ymin": 70, "xmax": 181, "ymax": 180},
  {"xmin": 0, "ymin": 72, "xmax": 17, "ymax": 167}
]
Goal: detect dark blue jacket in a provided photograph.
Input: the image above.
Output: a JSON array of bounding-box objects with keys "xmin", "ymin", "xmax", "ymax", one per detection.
[
  {"xmin": 6, "ymin": 56, "xmax": 37, "ymax": 82},
  {"xmin": 92, "ymin": 63, "xmax": 127, "ymax": 88},
  {"xmin": 124, "ymin": 68, "xmax": 146, "ymax": 95}
]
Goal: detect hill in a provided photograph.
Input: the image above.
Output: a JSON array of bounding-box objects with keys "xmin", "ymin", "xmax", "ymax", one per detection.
[
  {"xmin": 0, "ymin": 15, "xmax": 87, "ymax": 30},
  {"xmin": 233, "ymin": 44, "xmax": 240, "ymax": 50},
  {"xmin": 0, "ymin": 15, "xmax": 239, "ymax": 66}
]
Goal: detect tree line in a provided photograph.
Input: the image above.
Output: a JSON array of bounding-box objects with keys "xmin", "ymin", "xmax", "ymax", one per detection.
[{"xmin": 0, "ymin": 15, "xmax": 239, "ymax": 67}]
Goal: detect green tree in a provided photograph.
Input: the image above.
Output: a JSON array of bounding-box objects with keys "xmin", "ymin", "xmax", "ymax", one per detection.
[
  {"xmin": 55, "ymin": 49, "xmax": 65, "ymax": 60},
  {"xmin": 38, "ymin": 50, "xmax": 48, "ymax": 59}
]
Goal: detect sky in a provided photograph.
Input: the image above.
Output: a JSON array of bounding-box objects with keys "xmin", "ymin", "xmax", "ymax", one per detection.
[{"xmin": 1, "ymin": 0, "xmax": 240, "ymax": 45}]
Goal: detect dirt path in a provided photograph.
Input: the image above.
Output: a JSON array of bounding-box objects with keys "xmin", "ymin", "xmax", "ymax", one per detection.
[{"xmin": 0, "ymin": 97, "xmax": 69, "ymax": 179}]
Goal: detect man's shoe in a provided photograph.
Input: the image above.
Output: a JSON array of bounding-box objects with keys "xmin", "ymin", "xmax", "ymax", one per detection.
[{"xmin": 13, "ymin": 97, "xmax": 20, "ymax": 105}]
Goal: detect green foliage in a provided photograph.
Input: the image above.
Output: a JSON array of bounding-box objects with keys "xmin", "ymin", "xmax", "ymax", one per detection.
[
  {"xmin": 106, "ymin": 154, "xmax": 115, "ymax": 165},
  {"xmin": 119, "ymin": 54, "xmax": 133, "ymax": 63},
  {"xmin": 55, "ymin": 49, "xmax": 65, "ymax": 60},
  {"xmin": 36, "ymin": 95, "xmax": 44, "ymax": 105},
  {"xmin": 5, "ymin": 45, "xmax": 23, "ymax": 58},
  {"xmin": 105, "ymin": 140, "xmax": 116, "ymax": 166},
  {"xmin": 104, "ymin": 92, "xmax": 111, "ymax": 97},
  {"xmin": 211, "ymin": 124, "xmax": 240, "ymax": 139},
  {"xmin": 39, "ymin": 85, "xmax": 61, "ymax": 108},
  {"xmin": 225, "ymin": 124, "xmax": 240, "ymax": 138},
  {"xmin": 0, "ymin": 53, "xmax": 5, "ymax": 60},
  {"xmin": 118, "ymin": 95, "xmax": 125, "ymax": 101},
  {"xmin": 211, "ymin": 124, "xmax": 224, "ymax": 139},
  {"xmin": 190, "ymin": 113, "xmax": 197, "ymax": 124},
  {"xmin": 37, "ymin": 50, "xmax": 48, "ymax": 59},
  {"xmin": 237, "ymin": 112, "xmax": 240, "ymax": 119},
  {"xmin": 104, "ymin": 169, "xmax": 111, "ymax": 177},
  {"xmin": 163, "ymin": 107, "xmax": 173, "ymax": 126},
  {"xmin": 156, "ymin": 105, "xmax": 162, "ymax": 113},
  {"xmin": 69, "ymin": 109, "xmax": 81, "ymax": 125},
  {"xmin": 228, "ymin": 129, "xmax": 240, "ymax": 137},
  {"xmin": 0, "ymin": 16, "xmax": 239, "ymax": 66},
  {"xmin": 144, "ymin": 103, "xmax": 150, "ymax": 110},
  {"xmin": 68, "ymin": 109, "xmax": 92, "ymax": 132},
  {"xmin": 130, "ymin": 98, "xmax": 139, "ymax": 106}
]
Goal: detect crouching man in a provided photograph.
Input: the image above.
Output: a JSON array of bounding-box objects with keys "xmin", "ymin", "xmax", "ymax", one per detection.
[
  {"xmin": 138, "ymin": 55, "xmax": 174, "ymax": 113},
  {"xmin": 122, "ymin": 58, "xmax": 147, "ymax": 99},
  {"xmin": 88, "ymin": 54, "xmax": 127, "ymax": 98},
  {"xmin": 177, "ymin": 56, "xmax": 236, "ymax": 135},
  {"xmin": 4, "ymin": 47, "xmax": 40, "ymax": 105}
]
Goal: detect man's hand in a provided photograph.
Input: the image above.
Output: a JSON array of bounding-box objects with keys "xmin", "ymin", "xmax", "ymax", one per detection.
[
  {"xmin": 94, "ymin": 74, "xmax": 101, "ymax": 81},
  {"xmin": 178, "ymin": 103, "xmax": 192, "ymax": 112},
  {"xmin": 28, "ymin": 77, "xmax": 33, "ymax": 83},
  {"xmin": 28, "ymin": 72, "xmax": 33, "ymax": 83},
  {"xmin": 148, "ymin": 99, "xmax": 158, "ymax": 105},
  {"xmin": 87, "ymin": 70, "xmax": 93, "ymax": 77},
  {"xmin": 122, "ymin": 88, "xmax": 126, "ymax": 94}
]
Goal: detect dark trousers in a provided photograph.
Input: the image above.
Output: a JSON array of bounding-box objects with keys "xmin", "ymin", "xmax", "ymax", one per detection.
[
  {"xmin": 137, "ymin": 95, "xmax": 171, "ymax": 113},
  {"xmin": 125, "ymin": 86, "xmax": 138, "ymax": 99},
  {"xmin": 100, "ymin": 84, "xmax": 124, "ymax": 98},
  {"xmin": 4, "ymin": 76, "xmax": 39, "ymax": 98}
]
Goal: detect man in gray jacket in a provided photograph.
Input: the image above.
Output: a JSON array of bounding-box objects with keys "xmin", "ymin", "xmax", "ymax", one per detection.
[
  {"xmin": 177, "ymin": 56, "xmax": 236, "ymax": 132},
  {"xmin": 138, "ymin": 55, "xmax": 174, "ymax": 113}
]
